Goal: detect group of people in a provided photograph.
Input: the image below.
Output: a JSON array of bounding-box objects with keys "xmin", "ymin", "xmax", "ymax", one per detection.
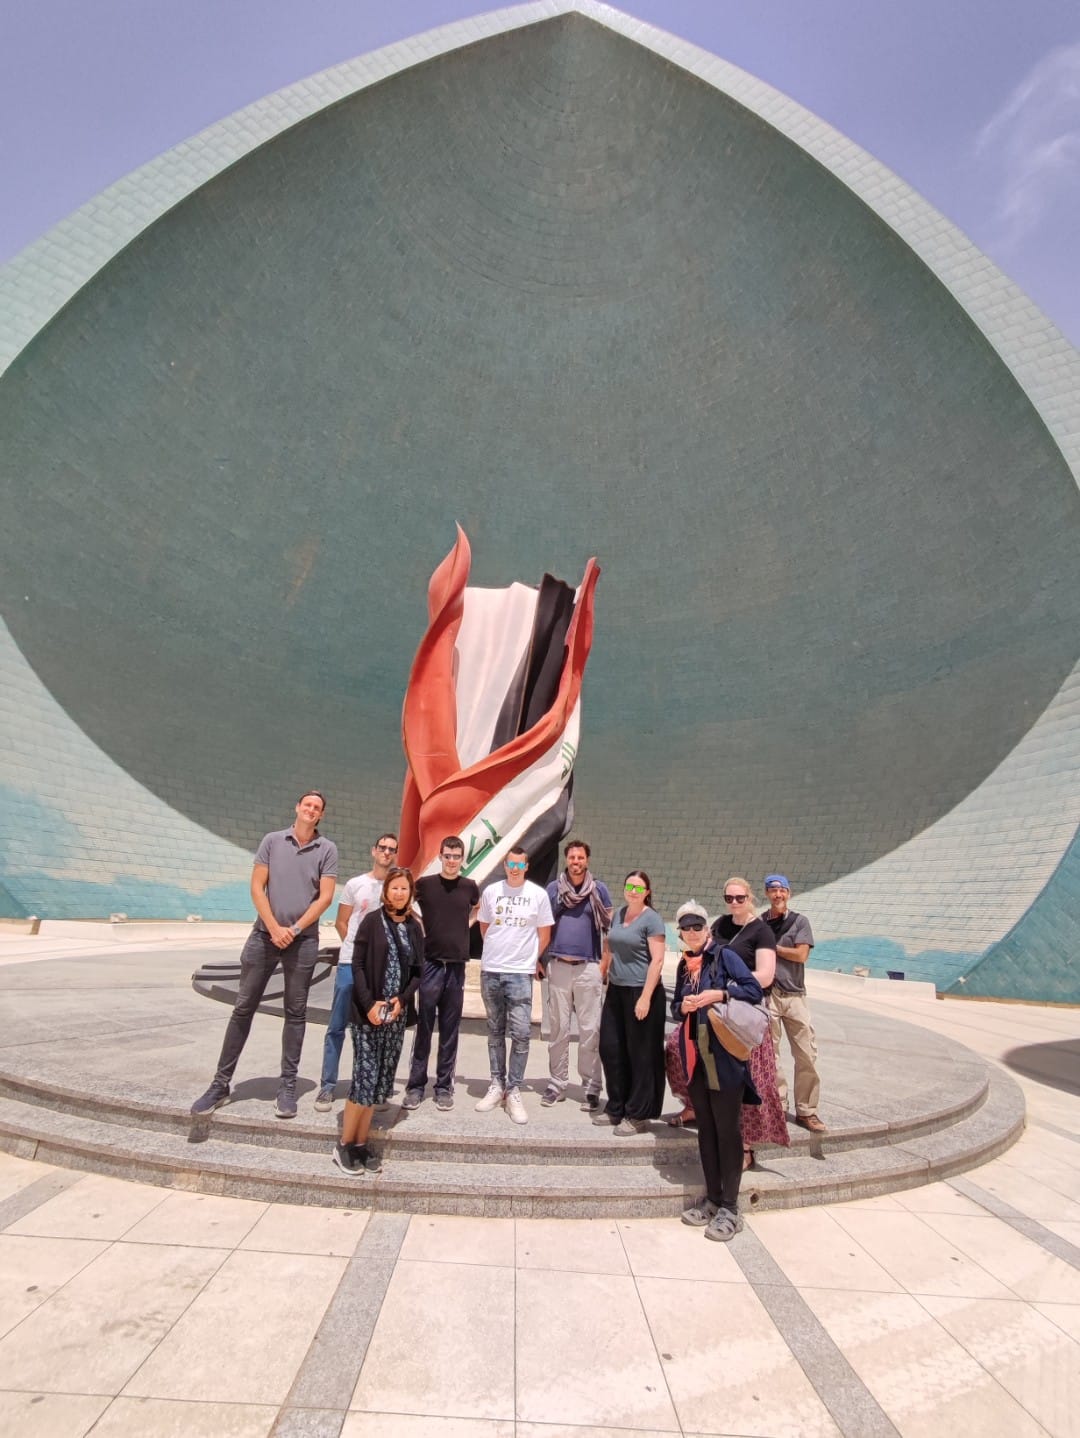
[{"xmin": 190, "ymin": 792, "xmax": 826, "ymax": 1237}]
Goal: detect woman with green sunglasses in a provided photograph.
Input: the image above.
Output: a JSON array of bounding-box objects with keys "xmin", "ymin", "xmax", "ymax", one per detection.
[{"xmin": 596, "ymin": 870, "xmax": 667, "ymax": 1134}]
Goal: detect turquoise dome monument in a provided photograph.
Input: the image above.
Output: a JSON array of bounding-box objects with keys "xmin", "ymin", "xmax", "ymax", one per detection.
[{"xmin": 1, "ymin": 3, "xmax": 1078, "ymax": 1001}]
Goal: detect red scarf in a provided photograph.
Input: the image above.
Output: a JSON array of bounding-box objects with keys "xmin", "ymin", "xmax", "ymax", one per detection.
[{"xmin": 681, "ymin": 951, "xmax": 704, "ymax": 1082}]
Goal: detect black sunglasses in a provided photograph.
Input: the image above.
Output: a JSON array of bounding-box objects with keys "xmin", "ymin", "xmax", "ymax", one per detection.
[
  {"xmin": 678, "ymin": 918, "xmax": 706, "ymax": 932},
  {"xmin": 723, "ymin": 893, "xmax": 748, "ymax": 904}
]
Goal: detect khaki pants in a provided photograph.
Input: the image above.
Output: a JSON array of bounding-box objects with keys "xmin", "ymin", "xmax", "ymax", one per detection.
[
  {"xmin": 769, "ymin": 990, "xmax": 821, "ymax": 1118},
  {"xmin": 545, "ymin": 959, "xmax": 603, "ymax": 1095}
]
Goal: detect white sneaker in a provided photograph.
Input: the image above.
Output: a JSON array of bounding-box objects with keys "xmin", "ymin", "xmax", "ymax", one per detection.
[
  {"xmin": 505, "ymin": 1089, "xmax": 528, "ymax": 1125},
  {"xmin": 475, "ymin": 1082, "xmax": 505, "ymax": 1113}
]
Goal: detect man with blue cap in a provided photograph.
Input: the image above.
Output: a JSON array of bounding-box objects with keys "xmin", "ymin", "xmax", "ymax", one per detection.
[{"xmin": 763, "ymin": 875, "xmax": 826, "ymax": 1133}]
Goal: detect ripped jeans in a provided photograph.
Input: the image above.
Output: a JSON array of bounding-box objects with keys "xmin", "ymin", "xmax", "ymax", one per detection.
[{"xmin": 480, "ymin": 971, "xmax": 533, "ymax": 1093}]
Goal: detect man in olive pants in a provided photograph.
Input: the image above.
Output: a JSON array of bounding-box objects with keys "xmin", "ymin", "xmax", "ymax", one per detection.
[{"xmin": 762, "ymin": 873, "xmax": 826, "ymax": 1133}]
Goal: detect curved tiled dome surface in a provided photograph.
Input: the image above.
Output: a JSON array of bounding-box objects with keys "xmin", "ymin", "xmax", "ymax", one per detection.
[{"xmin": 2, "ymin": 4, "xmax": 1079, "ymax": 999}]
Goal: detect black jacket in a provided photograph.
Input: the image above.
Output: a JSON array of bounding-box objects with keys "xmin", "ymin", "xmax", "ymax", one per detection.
[
  {"xmin": 672, "ymin": 940, "xmax": 763, "ymax": 1098},
  {"xmin": 350, "ymin": 908, "xmax": 424, "ymax": 1027}
]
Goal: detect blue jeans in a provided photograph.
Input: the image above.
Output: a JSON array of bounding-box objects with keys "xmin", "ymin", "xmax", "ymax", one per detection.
[
  {"xmin": 320, "ymin": 961, "xmax": 355, "ymax": 1089},
  {"xmin": 481, "ymin": 971, "xmax": 533, "ymax": 1093}
]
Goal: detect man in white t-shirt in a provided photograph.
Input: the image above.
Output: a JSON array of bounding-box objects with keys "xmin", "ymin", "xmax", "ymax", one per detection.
[
  {"xmin": 314, "ymin": 832, "xmax": 399, "ymax": 1111},
  {"xmin": 475, "ymin": 847, "xmax": 554, "ymax": 1125}
]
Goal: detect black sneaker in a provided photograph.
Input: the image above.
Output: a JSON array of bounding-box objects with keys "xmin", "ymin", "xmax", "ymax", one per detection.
[
  {"xmin": 274, "ymin": 1083, "xmax": 298, "ymax": 1119},
  {"xmin": 540, "ymin": 1086, "xmax": 565, "ymax": 1107},
  {"xmin": 332, "ymin": 1142, "xmax": 362, "ymax": 1176},
  {"xmin": 190, "ymin": 1083, "xmax": 230, "ymax": 1116},
  {"xmin": 401, "ymin": 1088, "xmax": 424, "ymax": 1110},
  {"xmin": 313, "ymin": 1087, "xmax": 335, "ymax": 1113},
  {"xmin": 581, "ymin": 1092, "xmax": 600, "ymax": 1112},
  {"xmin": 354, "ymin": 1144, "xmax": 382, "ymax": 1175},
  {"xmin": 434, "ymin": 1091, "xmax": 454, "ymax": 1111}
]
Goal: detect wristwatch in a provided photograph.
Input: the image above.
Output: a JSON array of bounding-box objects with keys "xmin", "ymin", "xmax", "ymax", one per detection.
[{"xmin": 290, "ymin": 923, "xmax": 302, "ymax": 938}]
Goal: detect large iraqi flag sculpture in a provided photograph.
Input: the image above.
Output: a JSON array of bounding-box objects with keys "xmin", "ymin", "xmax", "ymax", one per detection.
[{"xmin": 398, "ymin": 527, "xmax": 600, "ymax": 884}]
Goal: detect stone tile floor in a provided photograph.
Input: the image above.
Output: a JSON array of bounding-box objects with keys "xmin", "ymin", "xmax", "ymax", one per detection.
[{"xmin": 0, "ymin": 937, "xmax": 1076, "ymax": 1436}]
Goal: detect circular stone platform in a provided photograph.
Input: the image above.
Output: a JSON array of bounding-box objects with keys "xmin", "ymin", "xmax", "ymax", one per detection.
[{"xmin": 0, "ymin": 947, "xmax": 1024, "ymax": 1217}]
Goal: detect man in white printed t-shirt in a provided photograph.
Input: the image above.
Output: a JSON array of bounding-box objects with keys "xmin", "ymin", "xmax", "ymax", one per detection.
[
  {"xmin": 314, "ymin": 832, "xmax": 399, "ymax": 1112},
  {"xmin": 475, "ymin": 847, "xmax": 554, "ymax": 1126}
]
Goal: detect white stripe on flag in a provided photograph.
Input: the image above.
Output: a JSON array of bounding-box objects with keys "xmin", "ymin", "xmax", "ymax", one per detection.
[
  {"xmin": 453, "ymin": 584, "xmax": 538, "ymax": 768},
  {"xmin": 421, "ymin": 701, "xmax": 582, "ymax": 883}
]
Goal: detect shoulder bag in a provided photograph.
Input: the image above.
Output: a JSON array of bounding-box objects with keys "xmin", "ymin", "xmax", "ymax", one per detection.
[{"xmin": 705, "ymin": 948, "xmax": 769, "ymax": 1061}]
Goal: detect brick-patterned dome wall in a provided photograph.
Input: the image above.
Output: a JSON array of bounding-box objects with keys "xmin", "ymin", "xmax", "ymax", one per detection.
[{"xmin": 1, "ymin": 10, "xmax": 1078, "ymax": 1003}]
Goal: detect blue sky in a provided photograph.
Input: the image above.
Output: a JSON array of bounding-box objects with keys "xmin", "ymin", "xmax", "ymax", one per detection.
[{"xmin": 3, "ymin": 0, "xmax": 1078, "ymax": 346}]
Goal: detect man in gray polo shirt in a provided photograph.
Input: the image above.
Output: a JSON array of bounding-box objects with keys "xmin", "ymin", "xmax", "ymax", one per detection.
[{"xmin": 191, "ymin": 791, "xmax": 338, "ymax": 1120}]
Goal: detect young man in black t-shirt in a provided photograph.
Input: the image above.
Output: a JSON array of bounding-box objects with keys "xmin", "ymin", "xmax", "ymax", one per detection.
[{"xmin": 402, "ymin": 835, "xmax": 480, "ymax": 1111}]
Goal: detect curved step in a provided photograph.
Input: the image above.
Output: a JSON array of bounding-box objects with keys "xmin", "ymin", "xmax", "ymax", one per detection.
[
  {"xmin": 0, "ymin": 952, "xmax": 1025, "ymax": 1214},
  {"xmin": 0, "ymin": 1060, "xmax": 991, "ymax": 1167},
  {"xmin": 0, "ymin": 1067, "xmax": 1024, "ymax": 1217}
]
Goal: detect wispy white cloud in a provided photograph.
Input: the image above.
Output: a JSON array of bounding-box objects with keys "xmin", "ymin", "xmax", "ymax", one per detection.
[{"xmin": 976, "ymin": 42, "xmax": 1080, "ymax": 250}]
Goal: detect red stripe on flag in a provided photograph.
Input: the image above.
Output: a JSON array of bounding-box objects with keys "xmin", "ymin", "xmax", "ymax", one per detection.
[
  {"xmin": 401, "ymin": 554, "xmax": 600, "ymax": 873},
  {"xmin": 398, "ymin": 526, "xmax": 471, "ymax": 867}
]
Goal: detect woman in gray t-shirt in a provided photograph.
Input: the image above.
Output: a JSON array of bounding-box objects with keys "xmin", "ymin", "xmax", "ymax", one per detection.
[{"xmin": 598, "ymin": 870, "xmax": 667, "ymax": 1133}]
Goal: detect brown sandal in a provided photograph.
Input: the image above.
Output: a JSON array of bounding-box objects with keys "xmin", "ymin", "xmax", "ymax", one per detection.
[
  {"xmin": 667, "ymin": 1108, "xmax": 696, "ymax": 1128},
  {"xmin": 742, "ymin": 1148, "xmax": 754, "ymax": 1171}
]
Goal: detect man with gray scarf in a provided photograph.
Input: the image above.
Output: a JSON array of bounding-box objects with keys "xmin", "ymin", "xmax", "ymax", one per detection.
[{"xmin": 540, "ymin": 839, "xmax": 613, "ymax": 1111}]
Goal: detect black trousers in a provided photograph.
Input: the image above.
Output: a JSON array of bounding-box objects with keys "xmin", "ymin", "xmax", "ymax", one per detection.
[
  {"xmin": 407, "ymin": 959, "xmax": 466, "ymax": 1095},
  {"xmin": 688, "ymin": 1065, "xmax": 745, "ymax": 1210},
  {"xmin": 213, "ymin": 926, "xmax": 318, "ymax": 1086},
  {"xmin": 599, "ymin": 982, "xmax": 666, "ymax": 1120}
]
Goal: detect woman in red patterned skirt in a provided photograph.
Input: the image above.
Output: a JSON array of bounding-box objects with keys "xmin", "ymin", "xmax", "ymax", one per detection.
[{"xmin": 711, "ymin": 878, "xmax": 791, "ymax": 1168}]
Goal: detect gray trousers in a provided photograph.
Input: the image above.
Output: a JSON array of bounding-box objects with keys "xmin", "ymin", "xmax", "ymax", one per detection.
[
  {"xmin": 545, "ymin": 958, "xmax": 603, "ymax": 1095},
  {"xmin": 212, "ymin": 926, "xmax": 318, "ymax": 1087}
]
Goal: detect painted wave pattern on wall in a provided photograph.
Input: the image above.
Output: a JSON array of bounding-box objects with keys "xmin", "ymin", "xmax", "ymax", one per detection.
[{"xmin": 0, "ymin": 620, "xmax": 253, "ymax": 920}]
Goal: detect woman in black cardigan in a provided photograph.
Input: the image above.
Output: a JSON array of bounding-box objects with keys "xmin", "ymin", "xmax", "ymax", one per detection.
[{"xmin": 333, "ymin": 867, "xmax": 423, "ymax": 1177}]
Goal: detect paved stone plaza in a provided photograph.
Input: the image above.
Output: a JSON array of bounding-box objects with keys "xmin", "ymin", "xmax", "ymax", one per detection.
[{"xmin": 0, "ymin": 923, "xmax": 1077, "ymax": 1436}]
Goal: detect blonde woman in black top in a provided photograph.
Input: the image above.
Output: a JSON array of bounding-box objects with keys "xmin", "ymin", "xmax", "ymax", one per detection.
[{"xmin": 711, "ymin": 876, "xmax": 789, "ymax": 1166}]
